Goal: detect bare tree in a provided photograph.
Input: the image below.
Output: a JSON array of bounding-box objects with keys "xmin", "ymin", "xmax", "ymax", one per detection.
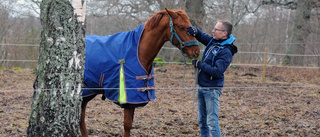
[
  {"xmin": 203, "ymin": 0, "xmax": 265, "ymax": 63},
  {"xmin": 27, "ymin": 0, "xmax": 86, "ymax": 136},
  {"xmin": 185, "ymin": 0, "xmax": 205, "ymax": 28},
  {"xmin": 204, "ymin": 0, "xmax": 263, "ymax": 28},
  {"xmin": 203, "ymin": 0, "xmax": 319, "ymax": 66},
  {"xmin": 3, "ymin": 0, "xmax": 319, "ymax": 67},
  {"xmin": 86, "ymin": 0, "xmax": 186, "ymax": 35},
  {"xmin": 0, "ymin": 1, "xmax": 18, "ymax": 67},
  {"xmin": 263, "ymin": 0, "xmax": 320, "ymax": 66},
  {"xmin": 13, "ymin": 0, "xmax": 41, "ymax": 17}
]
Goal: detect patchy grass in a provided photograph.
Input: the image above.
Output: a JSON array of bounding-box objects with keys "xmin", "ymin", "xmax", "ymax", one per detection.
[{"xmin": 0, "ymin": 65, "xmax": 319, "ymax": 136}]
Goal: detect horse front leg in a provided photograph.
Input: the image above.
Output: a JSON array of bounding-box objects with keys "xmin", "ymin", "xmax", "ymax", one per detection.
[
  {"xmin": 123, "ymin": 108, "xmax": 135, "ymax": 137},
  {"xmin": 80, "ymin": 102, "xmax": 89, "ymax": 137}
]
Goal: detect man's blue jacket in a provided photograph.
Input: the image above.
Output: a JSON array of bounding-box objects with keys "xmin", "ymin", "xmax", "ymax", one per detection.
[{"xmin": 195, "ymin": 28, "xmax": 238, "ymax": 88}]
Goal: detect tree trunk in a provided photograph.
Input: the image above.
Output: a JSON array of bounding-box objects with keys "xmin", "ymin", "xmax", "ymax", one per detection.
[
  {"xmin": 185, "ymin": 0, "xmax": 205, "ymax": 55},
  {"xmin": 27, "ymin": 0, "xmax": 86, "ymax": 136},
  {"xmin": 185, "ymin": 0, "xmax": 205, "ymax": 28},
  {"xmin": 283, "ymin": 0, "xmax": 312, "ymax": 66}
]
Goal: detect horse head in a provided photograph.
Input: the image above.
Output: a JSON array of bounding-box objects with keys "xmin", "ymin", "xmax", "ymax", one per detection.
[{"xmin": 165, "ymin": 8, "xmax": 200, "ymax": 59}]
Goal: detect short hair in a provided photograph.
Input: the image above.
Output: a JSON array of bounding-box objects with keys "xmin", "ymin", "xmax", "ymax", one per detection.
[{"xmin": 218, "ymin": 20, "xmax": 233, "ymax": 36}]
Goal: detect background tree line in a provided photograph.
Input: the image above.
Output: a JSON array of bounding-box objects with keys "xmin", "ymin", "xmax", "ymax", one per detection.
[{"xmin": 0, "ymin": 0, "xmax": 319, "ymax": 69}]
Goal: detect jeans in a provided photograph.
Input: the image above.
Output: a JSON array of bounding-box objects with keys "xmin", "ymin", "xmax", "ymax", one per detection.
[{"xmin": 198, "ymin": 86, "xmax": 222, "ymax": 137}]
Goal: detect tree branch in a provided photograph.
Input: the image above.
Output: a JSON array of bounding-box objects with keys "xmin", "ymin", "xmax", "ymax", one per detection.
[{"xmin": 262, "ymin": 0, "xmax": 298, "ymax": 9}]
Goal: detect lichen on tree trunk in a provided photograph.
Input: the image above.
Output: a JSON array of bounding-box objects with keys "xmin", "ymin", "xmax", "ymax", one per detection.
[{"xmin": 27, "ymin": 0, "xmax": 86, "ymax": 136}]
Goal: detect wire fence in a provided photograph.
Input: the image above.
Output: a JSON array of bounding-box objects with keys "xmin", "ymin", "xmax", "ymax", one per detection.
[
  {"xmin": 0, "ymin": 43, "xmax": 319, "ymax": 93},
  {"xmin": 1, "ymin": 44, "xmax": 319, "ymax": 68},
  {"xmin": 1, "ymin": 85, "xmax": 319, "ymax": 93}
]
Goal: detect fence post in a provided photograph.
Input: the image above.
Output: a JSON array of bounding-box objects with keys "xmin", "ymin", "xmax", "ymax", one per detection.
[{"xmin": 262, "ymin": 48, "xmax": 268, "ymax": 82}]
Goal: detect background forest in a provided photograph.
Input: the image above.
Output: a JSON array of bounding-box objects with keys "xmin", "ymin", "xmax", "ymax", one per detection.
[
  {"xmin": 0, "ymin": 1, "xmax": 319, "ymax": 136},
  {"xmin": 0, "ymin": 0, "xmax": 319, "ymax": 68}
]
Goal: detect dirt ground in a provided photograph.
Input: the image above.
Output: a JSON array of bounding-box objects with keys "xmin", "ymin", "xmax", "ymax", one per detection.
[{"xmin": 0, "ymin": 64, "xmax": 319, "ymax": 137}]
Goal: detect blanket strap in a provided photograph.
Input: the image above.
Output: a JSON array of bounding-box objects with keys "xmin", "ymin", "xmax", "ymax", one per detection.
[
  {"xmin": 99, "ymin": 73, "xmax": 107, "ymax": 100},
  {"xmin": 136, "ymin": 75, "xmax": 154, "ymax": 92}
]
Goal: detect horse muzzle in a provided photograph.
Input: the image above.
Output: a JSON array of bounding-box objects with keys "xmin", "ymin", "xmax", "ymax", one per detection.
[{"xmin": 181, "ymin": 40, "xmax": 200, "ymax": 59}]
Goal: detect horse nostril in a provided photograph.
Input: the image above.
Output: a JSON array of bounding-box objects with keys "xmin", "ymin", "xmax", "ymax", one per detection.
[{"xmin": 194, "ymin": 50, "xmax": 199, "ymax": 58}]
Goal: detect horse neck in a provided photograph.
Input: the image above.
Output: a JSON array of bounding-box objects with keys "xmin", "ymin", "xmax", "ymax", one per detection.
[{"xmin": 138, "ymin": 27, "xmax": 168, "ymax": 74}]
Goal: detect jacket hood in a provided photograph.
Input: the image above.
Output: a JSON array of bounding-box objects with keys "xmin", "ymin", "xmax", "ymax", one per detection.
[
  {"xmin": 226, "ymin": 44, "xmax": 238, "ymax": 56},
  {"xmin": 216, "ymin": 34, "xmax": 236, "ymax": 46},
  {"xmin": 217, "ymin": 34, "xmax": 237, "ymax": 56}
]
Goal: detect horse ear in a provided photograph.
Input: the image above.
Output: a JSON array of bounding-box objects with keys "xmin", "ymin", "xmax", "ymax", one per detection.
[{"xmin": 165, "ymin": 8, "xmax": 178, "ymax": 19}]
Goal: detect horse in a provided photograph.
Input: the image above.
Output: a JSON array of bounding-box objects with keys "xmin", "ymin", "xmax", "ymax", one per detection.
[{"xmin": 80, "ymin": 8, "xmax": 200, "ymax": 137}]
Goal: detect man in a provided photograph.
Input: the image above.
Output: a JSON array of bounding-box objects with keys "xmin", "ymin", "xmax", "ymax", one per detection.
[{"xmin": 187, "ymin": 20, "xmax": 238, "ymax": 137}]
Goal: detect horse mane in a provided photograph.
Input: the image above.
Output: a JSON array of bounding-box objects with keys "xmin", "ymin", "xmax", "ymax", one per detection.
[{"xmin": 144, "ymin": 9, "xmax": 190, "ymax": 31}]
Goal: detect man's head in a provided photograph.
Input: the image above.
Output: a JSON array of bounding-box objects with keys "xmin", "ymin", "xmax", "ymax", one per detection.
[{"xmin": 212, "ymin": 20, "xmax": 233, "ymax": 40}]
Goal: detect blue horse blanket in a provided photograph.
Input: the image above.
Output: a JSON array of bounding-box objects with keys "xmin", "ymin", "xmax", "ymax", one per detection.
[{"xmin": 82, "ymin": 24, "xmax": 156, "ymax": 105}]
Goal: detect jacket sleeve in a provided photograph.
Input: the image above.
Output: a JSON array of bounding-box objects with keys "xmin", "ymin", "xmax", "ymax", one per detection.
[
  {"xmin": 198, "ymin": 49, "xmax": 233, "ymax": 78},
  {"xmin": 194, "ymin": 27, "xmax": 213, "ymax": 46}
]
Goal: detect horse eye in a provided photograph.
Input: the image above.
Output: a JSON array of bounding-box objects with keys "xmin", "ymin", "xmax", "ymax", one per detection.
[{"xmin": 179, "ymin": 27, "xmax": 184, "ymax": 31}]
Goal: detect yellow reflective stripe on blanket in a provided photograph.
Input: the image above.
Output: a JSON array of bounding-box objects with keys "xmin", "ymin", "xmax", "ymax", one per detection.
[{"xmin": 118, "ymin": 63, "xmax": 127, "ymax": 103}]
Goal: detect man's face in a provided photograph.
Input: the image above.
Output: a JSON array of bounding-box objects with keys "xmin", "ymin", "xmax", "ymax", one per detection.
[{"xmin": 212, "ymin": 22, "xmax": 228, "ymax": 40}]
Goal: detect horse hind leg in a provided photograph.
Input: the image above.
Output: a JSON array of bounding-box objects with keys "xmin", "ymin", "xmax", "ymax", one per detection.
[
  {"xmin": 80, "ymin": 102, "xmax": 89, "ymax": 137},
  {"xmin": 123, "ymin": 108, "xmax": 135, "ymax": 137},
  {"xmin": 80, "ymin": 93, "xmax": 97, "ymax": 137}
]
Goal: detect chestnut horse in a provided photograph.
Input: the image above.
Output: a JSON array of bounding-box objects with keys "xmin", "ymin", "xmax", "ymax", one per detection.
[{"xmin": 80, "ymin": 8, "xmax": 200, "ymax": 137}]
